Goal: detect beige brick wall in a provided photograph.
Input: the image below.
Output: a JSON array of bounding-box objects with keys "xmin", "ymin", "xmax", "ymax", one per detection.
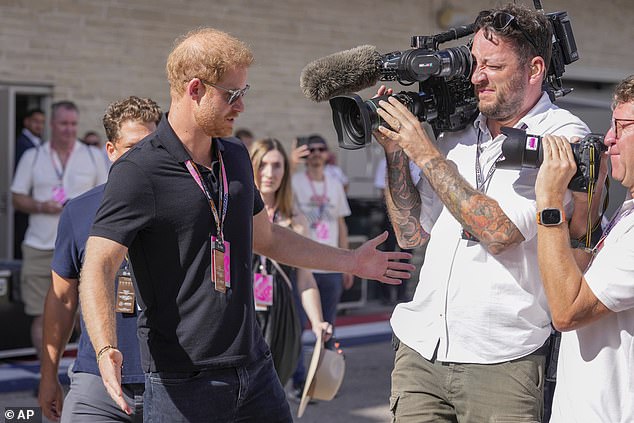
[{"xmin": 1, "ymin": 0, "xmax": 632, "ymax": 157}]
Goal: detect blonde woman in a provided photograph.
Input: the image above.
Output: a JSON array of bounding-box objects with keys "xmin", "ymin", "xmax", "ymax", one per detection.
[{"xmin": 250, "ymin": 138, "xmax": 332, "ymax": 386}]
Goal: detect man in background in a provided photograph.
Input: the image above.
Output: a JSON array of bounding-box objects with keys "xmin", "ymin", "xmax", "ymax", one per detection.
[
  {"xmin": 235, "ymin": 127, "xmax": 254, "ymax": 149},
  {"xmin": 15, "ymin": 108, "xmax": 45, "ymax": 167},
  {"xmin": 11, "ymin": 101, "xmax": 108, "ymax": 359},
  {"xmin": 14, "ymin": 108, "xmax": 46, "ymax": 259},
  {"xmin": 38, "ymin": 96, "xmax": 161, "ymax": 422}
]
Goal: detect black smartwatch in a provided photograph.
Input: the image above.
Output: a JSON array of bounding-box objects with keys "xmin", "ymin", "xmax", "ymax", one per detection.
[{"xmin": 537, "ymin": 208, "xmax": 565, "ymax": 226}]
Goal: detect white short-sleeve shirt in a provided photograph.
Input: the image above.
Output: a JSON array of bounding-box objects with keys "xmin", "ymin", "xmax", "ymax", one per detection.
[
  {"xmin": 550, "ymin": 199, "xmax": 634, "ymax": 423},
  {"xmin": 391, "ymin": 92, "xmax": 590, "ymax": 363},
  {"xmin": 11, "ymin": 141, "xmax": 108, "ymax": 250}
]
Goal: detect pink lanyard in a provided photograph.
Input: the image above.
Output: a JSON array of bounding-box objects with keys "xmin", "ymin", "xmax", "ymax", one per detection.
[
  {"xmin": 185, "ymin": 144, "xmax": 229, "ymax": 242},
  {"xmin": 593, "ymin": 204, "xmax": 634, "ymax": 254},
  {"xmin": 306, "ymin": 172, "xmax": 328, "ymax": 220}
]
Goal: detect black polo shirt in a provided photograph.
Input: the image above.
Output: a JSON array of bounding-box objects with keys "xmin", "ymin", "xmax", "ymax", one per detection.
[{"xmin": 91, "ymin": 115, "xmax": 267, "ymax": 372}]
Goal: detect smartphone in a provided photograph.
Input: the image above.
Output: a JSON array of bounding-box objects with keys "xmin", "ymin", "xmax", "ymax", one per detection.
[{"xmin": 296, "ymin": 136, "xmax": 310, "ymax": 148}]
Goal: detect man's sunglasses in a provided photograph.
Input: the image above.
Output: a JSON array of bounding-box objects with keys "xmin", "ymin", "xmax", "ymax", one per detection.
[
  {"xmin": 612, "ymin": 118, "xmax": 634, "ymax": 139},
  {"xmin": 476, "ymin": 11, "xmax": 540, "ymax": 55},
  {"xmin": 308, "ymin": 147, "xmax": 327, "ymax": 153},
  {"xmin": 198, "ymin": 79, "xmax": 250, "ymax": 105}
]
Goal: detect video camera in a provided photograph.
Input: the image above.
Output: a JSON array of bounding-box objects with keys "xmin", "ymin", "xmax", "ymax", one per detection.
[
  {"xmin": 331, "ymin": 30, "xmax": 478, "ymax": 150},
  {"xmin": 329, "ymin": 2, "xmax": 580, "ymax": 150}
]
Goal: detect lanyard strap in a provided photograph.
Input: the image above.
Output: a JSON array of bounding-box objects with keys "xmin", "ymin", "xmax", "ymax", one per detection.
[
  {"xmin": 475, "ymin": 128, "xmax": 504, "ymax": 193},
  {"xmin": 50, "ymin": 150, "xmax": 66, "ymax": 182},
  {"xmin": 306, "ymin": 172, "xmax": 328, "ymax": 220},
  {"xmin": 185, "ymin": 144, "xmax": 229, "ymax": 241}
]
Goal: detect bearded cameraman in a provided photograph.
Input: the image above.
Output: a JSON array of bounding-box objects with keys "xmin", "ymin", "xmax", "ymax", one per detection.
[{"xmin": 377, "ymin": 3, "xmax": 593, "ymax": 421}]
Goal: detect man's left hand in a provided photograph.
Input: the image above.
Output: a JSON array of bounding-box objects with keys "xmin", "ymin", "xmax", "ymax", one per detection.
[
  {"xmin": 536, "ymin": 135, "xmax": 578, "ymax": 205},
  {"xmin": 351, "ymin": 232, "xmax": 415, "ymax": 285}
]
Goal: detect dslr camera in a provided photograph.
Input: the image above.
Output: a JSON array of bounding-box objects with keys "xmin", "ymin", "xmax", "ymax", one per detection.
[
  {"xmin": 498, "ymin": 127, "xmax": 606, "ymax": 192},
  {"xmin": 331, "ymin": 30, "xmax": 478, "ymax": 150},
  {"xmin": 330, "ymin": 3, "xmax": 580, "ymax": 150}
]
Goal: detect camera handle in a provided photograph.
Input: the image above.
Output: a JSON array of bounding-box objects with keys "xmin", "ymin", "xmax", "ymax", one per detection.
[
  {"xmin": 411, "ymin": 24, "xmax": 475, "ymax": 51},
  {"xmin": 533, "ymin": 0, "xmax": 544, "ymax": 13}
]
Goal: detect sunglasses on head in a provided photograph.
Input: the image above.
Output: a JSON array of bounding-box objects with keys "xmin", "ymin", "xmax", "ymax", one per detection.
[
  {"xmin": 197, "ymin": 78, "xmax": 250, "ymax": 105},
  {"xmin": 476, "ymin": 10, "xmax": 540, "ymax": 55}
]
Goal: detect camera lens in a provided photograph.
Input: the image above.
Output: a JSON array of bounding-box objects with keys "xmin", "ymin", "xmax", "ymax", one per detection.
[
  {"xmin": 330, "ymin": 94, "xmax": 372, "ymax": 149},
  {"xmin": 345, "ymin": 106, "xmax": 365, "ymax": 140},
  {"xmin": 330, "ymin": 92, "xmax": 427, "ymax": 150}
]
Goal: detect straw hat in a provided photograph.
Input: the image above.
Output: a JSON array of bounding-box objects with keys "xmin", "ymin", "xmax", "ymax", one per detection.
[{"xmin": 297, "ymin": 332, "xmax": 345, "ymax": 418}]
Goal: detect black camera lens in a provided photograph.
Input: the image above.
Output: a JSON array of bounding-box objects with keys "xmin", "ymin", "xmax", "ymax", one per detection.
[
  {"xmin": 330, "ymin": 92, "xmax": 424, "ymax": 150},
  {"xmin": 499, "ymin": 127, "xmax": 606, "ymax": 192},
  {"xmin": 330, "ymin": 94, "xmax": 372, "ymax": 149},
  {"xmin": 498, "ymin": 127, "xmax": 543, "ymax": 169}
]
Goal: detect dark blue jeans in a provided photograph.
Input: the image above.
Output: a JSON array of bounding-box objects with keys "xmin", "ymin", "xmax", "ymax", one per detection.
[{"xmin": 144, "ymin": 351, "xmax": 291, "ymax": 422}]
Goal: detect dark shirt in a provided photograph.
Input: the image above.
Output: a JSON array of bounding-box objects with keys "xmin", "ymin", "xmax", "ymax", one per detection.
[
  {"xmin": 15, "ymin": 130, "xmax": 38, "ymax": 171},
  {"xmin": 51, "ymin": 184, "xmax": 144, "ymax": 384},
  {"xmin": 91, "ymin": 116, "xmax": 266, "ymax": 372}
]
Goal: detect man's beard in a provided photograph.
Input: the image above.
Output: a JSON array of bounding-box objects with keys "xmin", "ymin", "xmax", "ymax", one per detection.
[
  {"xmin": 476, "ymin": 73, "xmax": 527, "ymax": 121},
  {"xmin": 194, "ymin": 106, "xmax": 232, "ymax": 138}
]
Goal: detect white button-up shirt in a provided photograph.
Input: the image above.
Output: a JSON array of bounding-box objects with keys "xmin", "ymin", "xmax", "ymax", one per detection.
[{"xmin": 391, "ymin": 93, "xmax": 590, "ymax": 363}]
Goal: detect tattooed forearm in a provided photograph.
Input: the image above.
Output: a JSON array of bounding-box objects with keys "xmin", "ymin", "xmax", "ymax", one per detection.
[
  {"xmin": 421, "ymin": 157, "xmax": 524, "ymax": 254},
  {"xmin": 384, "ymin": 150, "xmax": 429, "ymax": 248}
]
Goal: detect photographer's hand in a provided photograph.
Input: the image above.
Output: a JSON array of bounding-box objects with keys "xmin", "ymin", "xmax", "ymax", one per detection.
[{"xmin": 536, "ymin": 135, "xmax": 577, "ymax": 208}]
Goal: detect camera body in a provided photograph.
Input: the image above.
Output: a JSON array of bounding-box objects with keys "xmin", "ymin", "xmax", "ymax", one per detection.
[
  {"xmin": 498, "ymin": 127, "xmax": 606, "ymax": 192},
  {"xmin": 331, "ymin": 36, "xmax": 478, "ymax": 150}
]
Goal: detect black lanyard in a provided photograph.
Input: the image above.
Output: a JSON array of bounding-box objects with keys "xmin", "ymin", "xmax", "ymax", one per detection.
[{"xmin": 475, "ymin": 127, "xmax": 505, "ymax": 193}]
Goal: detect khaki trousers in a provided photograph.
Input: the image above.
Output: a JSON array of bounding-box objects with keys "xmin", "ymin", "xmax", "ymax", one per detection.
[{"xmin": 390, "ymin": 338, "xmax": 545, "ymax": 423}]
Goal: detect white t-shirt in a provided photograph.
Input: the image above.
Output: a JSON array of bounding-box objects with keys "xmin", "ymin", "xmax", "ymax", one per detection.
[
  {"xmin": 292, "ymin": 171, "xmax": 351, "ymax": 273},
  {"xmin": 325, "ymin": 164, "xmax": 349, "ymax": 188},
  {"xmin": 11, "ymin": 141, "xmax": 108, "ymax": 250},
  {"xmin": 391, "ymin": 92, "xmax": 590, "ymax": 363},
  {"xmin": 550, "ymin": 199, "xmax": 634, "ymax": 423}
]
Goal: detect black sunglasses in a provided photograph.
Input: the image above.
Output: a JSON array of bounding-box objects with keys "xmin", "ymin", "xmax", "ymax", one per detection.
[
  {"xmin": 476, "ymin": 11, "xmax": 540, "ymax": 55},
  {"xmin": 308, "ymin": 147, "xmax": 327, "ymax": 153}
]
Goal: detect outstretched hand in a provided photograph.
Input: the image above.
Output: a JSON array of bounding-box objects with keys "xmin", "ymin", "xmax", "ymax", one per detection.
[
  {"xmin": 351, "ymin": 231, "xmax": 415, "ymax": 285},
  {"xmin": 98, "ymin": 348, "xmax": 131, "ymax": 415}
]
